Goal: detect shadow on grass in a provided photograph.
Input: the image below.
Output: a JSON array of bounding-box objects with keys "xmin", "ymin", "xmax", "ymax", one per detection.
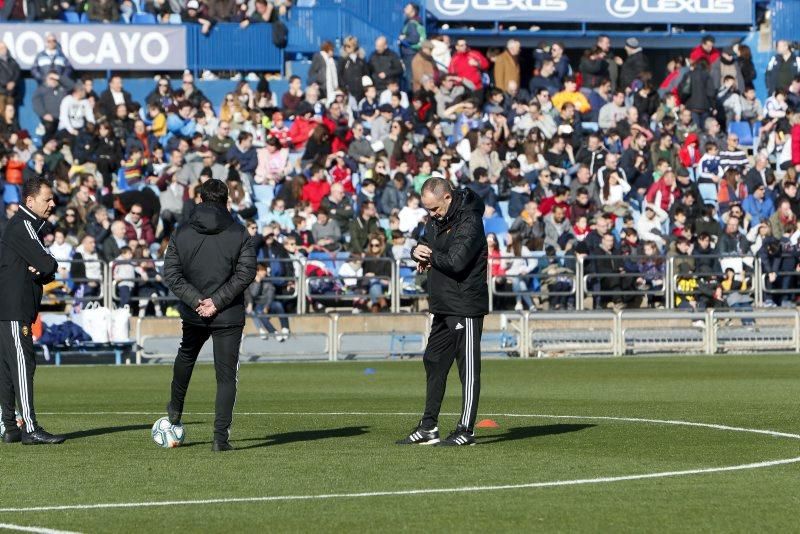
[
  {"xmin": 182, "ymin": 426, "xmax": 371, "ymax": 449},
  {"xmin": 478, "ymin": 424, "xmax": 596, "ymax": 444},
  {"xmin": 61, "ymin": 421, "xmax": 191, "ymax": 440}
]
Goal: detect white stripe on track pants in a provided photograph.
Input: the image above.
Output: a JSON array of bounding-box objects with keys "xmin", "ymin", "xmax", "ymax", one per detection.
[{"xmin": 421, "ymin": 314, "xmax": 483, "ymax": 432}]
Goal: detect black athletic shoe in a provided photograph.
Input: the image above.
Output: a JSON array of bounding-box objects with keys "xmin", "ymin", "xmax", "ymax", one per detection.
[
  {"xmin": 212, "ymin": 440, "xmax": 234, "ymax": 452},
  {"xmin": 21, "ymin": 428, "xmax": 66, "ymax": 445},
  {"xmin": 166, "ymin": 402, "xmax": 182, "ymax": 425},
  {"xmin": 435, "ymin": 427, "xmax": 476, "ymax": 447},
  {"xmin": 395, "ymin": 423, "xmax": 440, "ymax": 445},
  {"xmin": 2, "ymin": 428, "xmax": 21, "ymax": 443}
]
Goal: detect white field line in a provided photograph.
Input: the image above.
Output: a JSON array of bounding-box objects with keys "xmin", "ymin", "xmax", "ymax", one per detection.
[
  {"xmin": 0, "ymin": 523, "xmax": 82, "ymax": 534},
  {"xmin": 4, "ymin": 411, "xmax": 798, "ymax": 514},
  {"xmin": 0, "ymin": 457, "xmax": 799, "ymax": 513}
]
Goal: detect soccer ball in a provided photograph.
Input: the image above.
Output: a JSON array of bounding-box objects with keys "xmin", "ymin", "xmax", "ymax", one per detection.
[
  {"xmin": 151, "ymin": 417, "xmax": 185, "ymax": 448},
  {"xmin": 0, "ymin": 411, "xmax": 23, "ymax": 438}
]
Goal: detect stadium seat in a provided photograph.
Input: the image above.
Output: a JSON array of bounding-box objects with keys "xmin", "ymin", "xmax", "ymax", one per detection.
[
  {"xmin": 255, "ymin": 201, "xmax": 270, "ymax": 222},
  {"xmin": 484, "ymin": 215, "xmax": 509, "ymax": 238},
  {"xmin": 116, "ymin": 169, "xmax": 130, "ymax": 193},
  {"xmin": 167, "ymin": 14, "xmax": 182, "ymax": 23},
  {"xmin": 63, "ymin": 11, "xmax": 81, "ymax": 22},
  {"xmin": 3, "ymin": 183, "xmax": 20, "ymax": 205},
  {"xmin": 132, "ymin": 12, "xmax": 157, "ymax": 24},
  {"xmin": 308, "ymin": 251, "xmax": 336, "ymax": 273},
  {"xmin": 253, "ymin": 184, "xmax": 275, "ymax": 204},
  {"xmin": 79, "ymin": 12, "xmax": 89, "ymax": 22},
  {"xmin": 728, "ymin": 121, "xmax": 753, "ymax": 148}
]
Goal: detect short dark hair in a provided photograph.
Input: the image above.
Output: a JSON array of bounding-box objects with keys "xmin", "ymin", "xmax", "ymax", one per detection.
[
  {"xmin": 199, "ymin": 179, "xmax": 228, "ymax": 204},
  {"xmin": 22, "ymin": 175, "xmax": 52, "ymax": 201},
  {"xmin": 420, "ymin": 177, "xmax": 452, "ymax": 197}
]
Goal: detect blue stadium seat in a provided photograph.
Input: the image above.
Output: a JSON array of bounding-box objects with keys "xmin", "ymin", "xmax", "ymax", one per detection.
[
  {"xmin": 253, "ymin": 184, "xmax": 274, "ymax": 204},
  {"xmin": 728, "ymin": 121, "xmax": 753, "ymax": 148},
  {"xmin": 167, "ymin": 14, "xmax": 182, "ymax": 24},
  {"xmin": 132, "ymin": 12, "xmax": 157, "ymax": 24},
  {"xmin": 3, "ymin": 183, "xmax": 20, "ymax": 205},
  {"xmin": 79, "ymin": 12, "xmax": 89, "ymax": 22},
  {"xmin": 116, "ymin": 169, "xmax": 130, "ymax": 192},
  {"xmin": 308, "ymin": 251, "xmax": 336, "ymax": 273},
  {"xmin": 255, "ymin": 201, "xmax": 270, "ymax": 222},
  {"xmin": 63, "ymin": 11, "xmax": 81, "ymax": 23},
  {"xmin": 484, "ymin": 215, "xmax": 509, "ymax": 237}
]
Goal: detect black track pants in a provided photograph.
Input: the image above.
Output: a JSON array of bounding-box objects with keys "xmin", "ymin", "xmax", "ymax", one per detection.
[
  {"xmin": 0, "ymin": 320, "xmax": 37, "ymax": 433},
  {"xmin": 170, "ymin": 322, "xmax": 242, "ymax": 442},
  {"xmin": 421, "ymin": 315, "xmax": 483, "ymax": 433}
]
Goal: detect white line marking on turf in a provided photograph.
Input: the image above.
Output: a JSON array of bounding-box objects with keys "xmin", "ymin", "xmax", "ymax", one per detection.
[
  {"xmin": 8, "ymin": 411, "xmax": 800, "ymax": 513},
  {"xmin": 1, "ymin": 457, "xmax": 799, "ymax": 513},
  {"xmin": 0, "ymin": 523, "xmax": 82, "ymax": 534}
]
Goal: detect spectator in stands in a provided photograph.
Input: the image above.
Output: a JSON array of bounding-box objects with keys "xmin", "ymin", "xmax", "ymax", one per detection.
[
  {"xmin": 369, "ymin": 36, "xmax": 404, "ymax": 93},
  {"xmin": 398, "ymin": 2, "xmax": 426, "ymax": 87},
  {"xmin": 32, "ymin": 71, "xmax": 65, "ymax": 142},
  {"xmin": 87, "ymin": 0, "xmax": 121, "ymax": 22},
  {"xmin": 0, "ymin": 43, "xmax": 19, "ymax": 112},
  {"xmin": 449, "ymin": 38, "xmax": 489, "ymax": 92},
  {"xmin": 553, "ymin": 76, "xmax": 590, "ymax": 115},
  {"xmin": 98, "ymin": 75, "xmax": 133, "ymax": 120},
  {"xmin": 123, "ymin": 203, "xmax": 156, "ymax": 247},
  {"xmin": 71, "ymin": 234, "xmax": 103, "ymax": 301},
  {"xmin": 31, "ymin": 34, "xmax": 72, "ymax": 85},
  {"xmin": 309, "ymin": 40, "xmax": 339, "ymax": 101},
  {"xmin": 339, "ymin": 36, "xmax": 369, "ymax": 102},
  {"xmin": 766, "ymin": 40, "xmax": 800, "ymax": 95},
  {"xmin": 57, "ymin": 84, "xmax": 94, "ymax": 148},
  {"xmin": 689, "ymin": 35, "xmax": 720, "ymax": 66},
  {"xmin": 683, "ymin": 59, "xmax": 716, "ymax": 127},
  {"xmin": 619, "ymin": 38, "xmax": 649, "ymax": 91},
  {"xmin": 598, "ymin": 90, "xmax": 627, "ymax": 131},
  {"xmin": 321, "ymin": 182, "xmax": 354, "ymax": 234},
  {"xmin": 348, "ymin": 199, "xmax": 380, "ymax": 253},
  {"xmin": 494, "ymin": 39, "xmax": 521, "ymax": 97},
  {"xmin": 411, "ymin": 40, "xmax": 436, "ymax": 93},
  {"xmin": 311, "ymin": 209, "xmax": 341, "ymax": 251},
  {"xmin": 529, "ymin": 60, "xmax": 560, "ymax": 98}
]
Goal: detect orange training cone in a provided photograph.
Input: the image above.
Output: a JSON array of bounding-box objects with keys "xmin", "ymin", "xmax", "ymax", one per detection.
[{"xmin": 475, "ymin": 419, "xmax": 500, "ymax": 429}]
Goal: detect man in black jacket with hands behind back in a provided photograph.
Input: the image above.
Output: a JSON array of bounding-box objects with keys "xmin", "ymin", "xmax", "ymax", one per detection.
[{"xmin": 163, "ymin": 179, "xmax": 256, "ymax": 452}]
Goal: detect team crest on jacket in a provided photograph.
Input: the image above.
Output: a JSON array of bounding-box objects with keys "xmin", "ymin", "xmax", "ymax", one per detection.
[{"xmin": 22, "ymin": 325, "xmax": 29, "ymax": 336}]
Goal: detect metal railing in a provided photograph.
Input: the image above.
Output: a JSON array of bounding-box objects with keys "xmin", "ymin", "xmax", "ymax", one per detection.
[
  {"xmin": 44, "ymin": 259, "xmax": 107, "ymax": 307},
  {"xmin": 131, "ymin": 308, "xmax": 800, "ymax": 362},
  {"xmin": 74, "ymin": 252, "xmax": 800, "ymax": 317}
]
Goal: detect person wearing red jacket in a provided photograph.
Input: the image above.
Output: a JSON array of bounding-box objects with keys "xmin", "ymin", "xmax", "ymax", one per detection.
[
  {"xmin": 300, "ymin": 164, "xmax": 331, "ymax": 211},
  {"xmin": 645, "ymin": 170, "xmax": 681, "ymax": 213},
  {"xmin": 689, "ymin": 35, "xmax": 720, "ymax": 66},
  {"xmin": 791, "ymin": 117, "xmax": 800, "ymax": 170},
  {"xmin": 287, "ymin": 102, "xmax": 318, "ymax": 151},
  {"xmin": 448, "ymin": 39, "xmax": 490, "ymax": 91},
  {"xmin": 123, "ymin": 203, "xmax": 157, "ymax": 245},
  {"xmin": 678, "ymin": 133, "xmax": 701, "ymax": 171}
]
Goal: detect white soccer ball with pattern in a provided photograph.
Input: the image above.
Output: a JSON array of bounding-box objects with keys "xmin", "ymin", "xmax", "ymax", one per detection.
[{"xmin": 151, "ymin": 417, "xmax": 185, "ymax": 448}]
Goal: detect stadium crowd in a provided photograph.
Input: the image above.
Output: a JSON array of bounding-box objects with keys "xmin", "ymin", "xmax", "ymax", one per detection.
[{"xmin": 1, "ymin": 2, "xmax": 800, "ymax": 326}]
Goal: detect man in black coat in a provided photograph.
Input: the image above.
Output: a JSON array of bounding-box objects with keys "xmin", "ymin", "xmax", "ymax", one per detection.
[
  {"xmin": 398, "ymin": 178, "xmax": 488, "ymax": 447},
  {"xmin": 0, "ymin": 42, "xmax": 20, "ymax": 112},
  {"xmin": 368, "ymin": 36, "xmax": 404, "ymax": 92},
  {"xmin": 97, "ymin": 75, "xmax": 133, "ymax": 120},
  {"xmin": 162, "ymin": 179, "xmax": 256, "ymax": 452}
]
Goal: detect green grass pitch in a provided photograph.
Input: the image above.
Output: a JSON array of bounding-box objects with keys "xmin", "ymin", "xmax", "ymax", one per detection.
[{"xmin": 1, "ymin": 355, "xmax": 798, "ymax": 532}]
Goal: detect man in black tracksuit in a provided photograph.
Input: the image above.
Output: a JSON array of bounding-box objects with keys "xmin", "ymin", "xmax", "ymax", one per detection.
[
  {"xmin": 0, "ymin": 176, "xmax": 66, "ymax": 445},
  {"xmin": 398, "ymin": 178, "xmax": 488, "ymax": 447},
  {"xmin": 163, "ymin": 179, "xmax": 256, "ymax": 452}
]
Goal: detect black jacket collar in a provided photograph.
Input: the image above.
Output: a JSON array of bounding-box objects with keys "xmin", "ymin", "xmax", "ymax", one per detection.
[{"xmin": 17, "ymin": 205, "xmax": 47, "ymax": 234}]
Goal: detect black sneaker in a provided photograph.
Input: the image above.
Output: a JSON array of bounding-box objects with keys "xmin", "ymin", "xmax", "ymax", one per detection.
[
  {"xmin": 435, "ymin": 427, "xmax": 476, "ymax": 447},
  {"xmin": 396, "ymin": 423, "xmax": 440, "ymax": 445},
  {"xmin": 212, "ymin": 440, "xmax": 234, "ymax": 452},
  {"xmin": 2, "ymin": 428, "xmax": 21, "ymax": 443},
  {"xmin": 166, "ymin": 402, "xmax": 182, "ymax": 425},
  {"xmin": 21, "ymin": 427, "xmax": 66, "ymax": 445}
]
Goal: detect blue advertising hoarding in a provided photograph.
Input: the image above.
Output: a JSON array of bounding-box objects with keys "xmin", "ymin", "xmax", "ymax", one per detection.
[{"xmin": 426, "ymin": 0, "xmax": 754, "ymax": 24}]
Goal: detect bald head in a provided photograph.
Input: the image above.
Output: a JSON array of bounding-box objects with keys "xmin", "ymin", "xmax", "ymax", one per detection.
[{"xmin": 375, "ymin": 36, "xmax": 387, "ymax": 52}]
